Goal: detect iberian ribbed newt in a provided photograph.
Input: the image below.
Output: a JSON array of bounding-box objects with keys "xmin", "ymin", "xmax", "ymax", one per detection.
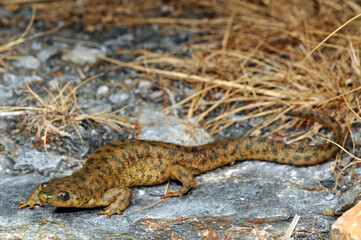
[{"xmin": 18, "ymin": 111, "xmax": 341, "ymax": 217}]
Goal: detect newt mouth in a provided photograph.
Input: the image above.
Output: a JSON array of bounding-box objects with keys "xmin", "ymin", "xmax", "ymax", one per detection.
[
  {"xmin": 39, "ymin": 192, "xmax": 55, "ymax": 205},
  {"xmin": 39, "ymin": 193, "xmax": 70, "ymax": 207}
]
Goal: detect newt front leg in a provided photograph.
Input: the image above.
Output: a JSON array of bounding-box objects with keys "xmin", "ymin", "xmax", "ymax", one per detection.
[
  {"xmin": 18, "ymin": 183, "xmax": 44, "ymax": 209},
  {"xmin": 97, "ymin": 187, "xmax": 133, "ymax": 218}
]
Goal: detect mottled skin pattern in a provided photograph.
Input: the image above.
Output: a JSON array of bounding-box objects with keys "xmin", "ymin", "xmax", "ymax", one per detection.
[{"xmin": 18, "ymin": 111, "xmax": 341, "ymax": 217}]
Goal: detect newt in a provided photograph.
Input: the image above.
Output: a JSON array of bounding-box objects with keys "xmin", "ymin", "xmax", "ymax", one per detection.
[{"xmin": 18, "ymin": 111, "xmax": 341, "ymax": 218}]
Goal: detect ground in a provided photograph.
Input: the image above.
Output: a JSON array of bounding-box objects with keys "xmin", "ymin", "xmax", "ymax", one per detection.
[{"xmin": 1, "ymin": 3, "xmax": 361, "ymax": 240}]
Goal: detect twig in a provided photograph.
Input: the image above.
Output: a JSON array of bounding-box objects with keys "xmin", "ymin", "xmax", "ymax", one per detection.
[
  {"xmin": 0, "ymin": 110, "xmax": 30, "ymax": 117},
  {"xmin": 35, "ymin": 221, "xmax": 50, "ymax": 240},
  {"xmin": 135, "ymin": 181, "xmax": 170, "ymax": 210},
  {"xmin": 43, "ymin": 119, "xmax": 71, "ymax": 137},
  {"xmin": 282, "ymin": 214, "xmax": 300, "ymax": 239},
  {"xmin": 18, "ymin": 5, "xmax": 36, "ymax": 39},
  {"xmin": 0, "ymin": 22, "xmax": 68, "ymax": 53},
  {"xmin": 159, "ymin": 86, "xmax": 178, "ymax": 117}
]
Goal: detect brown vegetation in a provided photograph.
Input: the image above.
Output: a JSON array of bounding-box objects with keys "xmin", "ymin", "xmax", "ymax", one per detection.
[{"xmin": 1, "ymin": 0, "xmax": 361, "ymax": 168}]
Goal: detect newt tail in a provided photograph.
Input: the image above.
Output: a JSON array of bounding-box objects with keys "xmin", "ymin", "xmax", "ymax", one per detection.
[{"xmin": 18, "ymin": 111, "xmax": 341, "ymax": 217}]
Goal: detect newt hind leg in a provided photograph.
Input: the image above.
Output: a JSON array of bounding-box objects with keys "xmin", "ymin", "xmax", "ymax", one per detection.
[{"xmin": 161, "ymin": 164, "xmax": 197, "ymax": 199}]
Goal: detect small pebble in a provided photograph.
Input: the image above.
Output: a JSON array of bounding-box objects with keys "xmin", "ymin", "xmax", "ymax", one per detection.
[
  {"xmin": 0, "ymin": 85, "xmax": 13, "ymax": 103},
  {"xmin": 184, "ymin": 87, "xmax": 196, "ymax": 97},
  {"xmin": 15, "ymin": 56, "xmax": 41, "ymax": 70},
  {"xmin": 119, "ymin": 33, "xmax": 134, "ymax": 43},
  {"xmin": 325, "ymin": 193, "xmax": 335, "ymax": 201},
  {"xmin": 356, "ymin": 167, "xmax": 361, "ymax": 176},
  {"xmin": 96, "ymin": 85, "xmax": 109, "ymax": 98},
  {"xmin": 103, "ymin": 38, "xmax": 124, "ymax": 47},
  {"xmin": 138, "ymin": 80, "xmax": 152, "ymax": 90},
  {"xmin": 137, "ymin": 80, "xmax": 152, "ymax": 94},
  {"xmin": 3, "ymin": 73, "xmax": 24, "ymax": 88},
  {"xmin": 124, "ymin": 79, "xmax": 133, "ymax": 85},
  {"xmin": 214, "ymin": 92, "xmax": 224, "ymax": 99},
  {"xmin": 48, "ymin": 79, "xmax": 59, "ymax": 90},
  {"xmin": 62, "ymin": 44, "xmax": 105, "ymax": 65},
  {"xmin": 24, "ymin": 75, "xmax": 43, "ymax": 84},
  {"xmin": 31, "ymin": 42, "xmax": 42, "ymax": 51},
  {"xmin": 149, "ymin": 90, "xmax": 163, "ymax": 99},
  {"xmin": 37, "ymin": 47, "xmax": 58, "ymax": 62},
  {"xmin": 50, "ymin": 75, "xmax": 81, "ymax": 86},
  {"xmin": 340, "ymin": 185, "xmax": 349, "ymax": 192},
  {"xmin": 109, "ymin": 92, "xmax": 130, "ymax": 104}
]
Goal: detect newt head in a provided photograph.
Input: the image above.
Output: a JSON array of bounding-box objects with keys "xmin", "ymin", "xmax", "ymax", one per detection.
[{"xmin": 38, "ymin": 177, "xmax": 84, "ymax": 208}]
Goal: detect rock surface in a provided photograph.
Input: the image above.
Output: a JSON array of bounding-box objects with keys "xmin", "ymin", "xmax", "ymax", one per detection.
[
  {"xmin": 138, "ymin": 109, "xmax": 213, "ymax": 146},
  {"xmin": 1, "ymin": 161, "xmax": 341, "ymax": 239},
  {"xmin": 14, "ymin": 147, "xmax": 64, "ymax": 175}
]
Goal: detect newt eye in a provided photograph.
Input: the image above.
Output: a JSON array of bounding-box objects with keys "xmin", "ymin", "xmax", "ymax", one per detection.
[
  {"xmin": 41, "ymin": 183, "xmax": 47, "ymax": 188},
  {"xmin": 58, "ymin": 191, "xmax": 70, "ymax": 201}
]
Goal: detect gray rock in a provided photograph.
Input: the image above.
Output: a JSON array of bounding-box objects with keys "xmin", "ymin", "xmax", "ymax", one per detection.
[
  {"xmin": 317, "ymin": 217, "xmax": 331, "ymax": 233},
  {"xmin": 334, "ymin": 182, "xmax": 361, "ymax": 215},
  {"xmin": 149, "ymin": 90, "xmax": 163, "ymax": 99},
  {"xmin": 109, "ymin": 91, "xmax": 130, "ymax": 104},
  {"xmin": 64, "ymin": 127, "xmax": 91, "ymax": 159},
  {"xmin": 48, "ymin": 75, "xmax": 81, "ymax": 89},
  {"xmin": 64, "ymin": 125, "xmax": 103, "ymax": 159},
  {"xmin": 62, "ymin": 44, "xmax": 105, "ymax": 65},
  {"xmin": 119, "ymin": 33, "xmax": 134, "ymax": 43},
  {"xmin": 14, "ymin": 56, "xmax": 41, "ymax": 70},
  {"xmin": 36, "ymin": 47, "xmax": 58, "ymax": 62},
  {"xmin": 47, "ymin": 79, "xmax": 59, "ymax": 90},
  {"xmin": 31, "ymin": 42, "xmax": 42, "ymax": 51},
  {"xmin": 124, "ymin": 78, "xmax": 133, "ymax": 85},
  {"xmin": 0, "ymin": 74, "xmax": 19, "ymax": 104},
  {"xmin": 138, "ymin": 80, "xmax": 152, "ymax": 90},
  {"xmin": 3, "ymin": 156, "xmax": 15, "ymax": 173},
  {"xmin": 103, "ymin": 38, "xmax": 125, "ymax": 46},
  {"xmin": 0, "ymin": 154, "xmax": 5, "ymax": 173},
  {"xmin": 2, "ymin": 160, "xmax": 341, "ymax": 239},
  {"xmin": 24, "ymin": 75, "xmax": 43, "ymax": 84},
  {"xmin": 96, "ymin": 85, "xmax": 109, "ymax": 98},
  {"xmin": 0, "ymin": 85, "xmax": 13, "ymax": 104},
  {"xmin": 325, "ymin": 193, "xmax": 335, "ymax": 201},
  {"xmin": 78, "ymin": 99, "xmax": 112, "ymax": 114},
  {"xmin": 0, "ymin": 7, "xmax": 12, "ymax": 18},
  {"xmin": 2, "ymin": 73, "xmax": 24, "ymax": 88},
  {"xmin": 14, "ymin": 147, "xmax": 63, "ymax": 175},
  {"xmin": 160, "ymin": 36, "xmax": 176, "ymax": 47},
  {"xmin": 138, "ymin": 109, "xmax": 213, "ymax": 146}
]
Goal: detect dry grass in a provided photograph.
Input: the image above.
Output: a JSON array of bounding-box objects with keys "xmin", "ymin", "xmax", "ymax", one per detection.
[
  {"xmin": 1, "ymin": 1, "xmax": 361, "ymax": 174},
  {"xmin": 0, "ymin": 76, "xmax": 133, "ymax": 150}
]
